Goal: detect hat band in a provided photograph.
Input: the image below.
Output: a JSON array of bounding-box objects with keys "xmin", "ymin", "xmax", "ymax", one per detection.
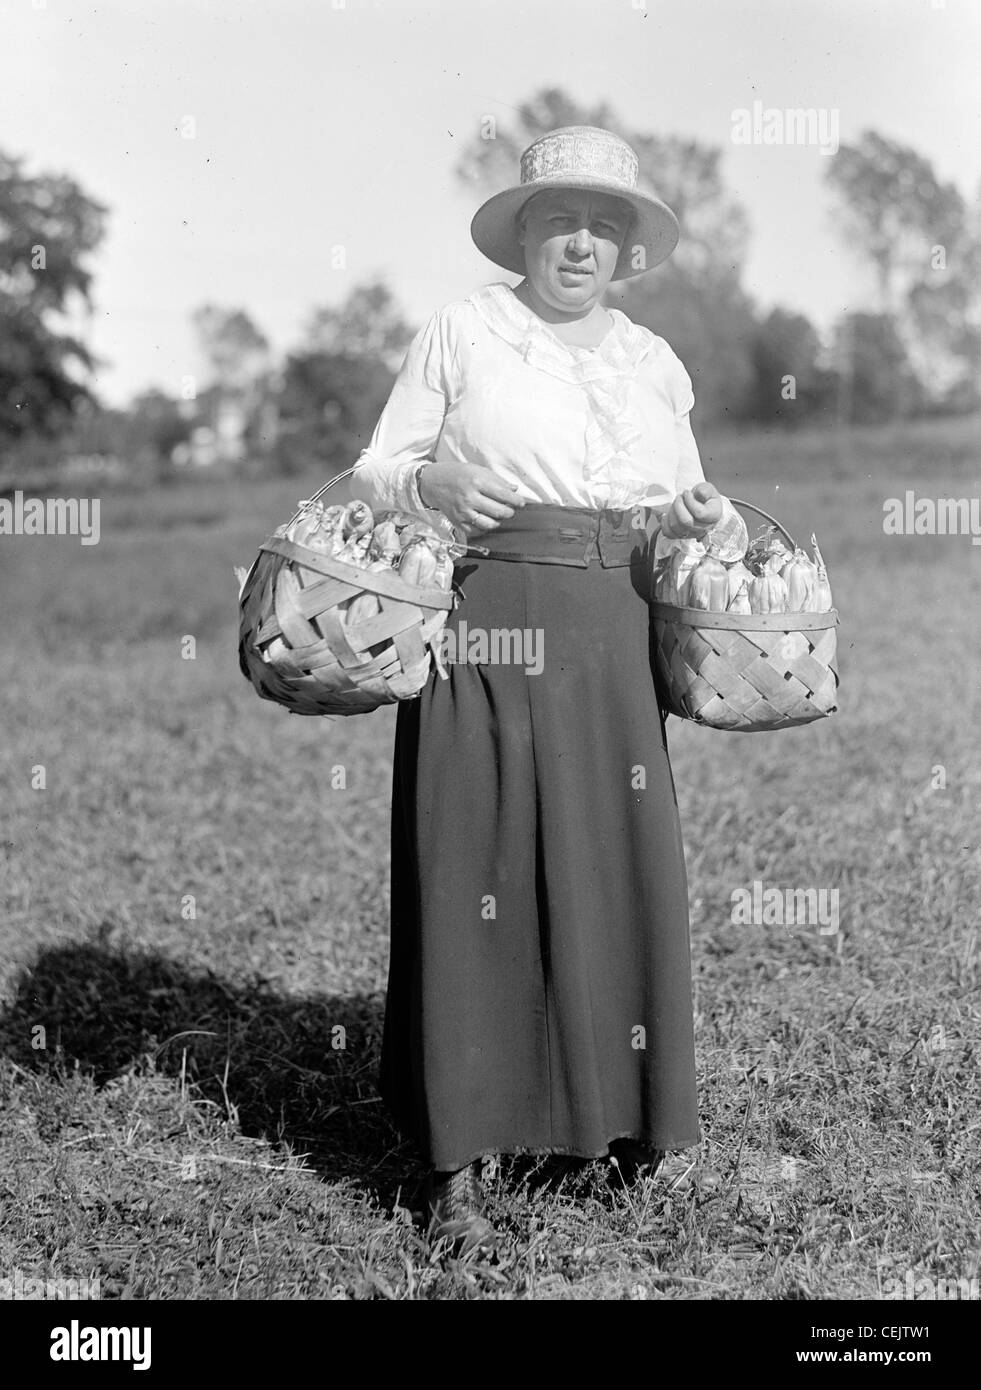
[{"xmin": 520, "ymin": 130, "xmax": 639, "ymax": 189}]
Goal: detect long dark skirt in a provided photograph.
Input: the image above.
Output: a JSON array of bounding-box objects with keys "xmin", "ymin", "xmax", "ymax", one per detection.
[{"xmin": 378, "ymin": 526, "xmax": 699, "ymax": 1172}]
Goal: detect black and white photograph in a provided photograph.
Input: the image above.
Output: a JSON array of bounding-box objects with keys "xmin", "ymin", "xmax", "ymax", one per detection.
[{"xmin": 1, "ymin": 0, "xmax": 979, "ymax": 1341}]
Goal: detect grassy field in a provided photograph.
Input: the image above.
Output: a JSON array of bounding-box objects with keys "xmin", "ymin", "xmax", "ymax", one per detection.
[{"xmin": 1, "ymin": 414, "xmax": 979, "ymax": 1300}]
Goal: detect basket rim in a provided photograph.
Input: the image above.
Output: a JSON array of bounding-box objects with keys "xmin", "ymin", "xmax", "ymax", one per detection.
[
  {"xmin": 258, "ymin": 535, "xmax": 455, "ymax": 611},
  {"xmin": 650, "ymin": 600, "xmax": 839, "ymax": 631}
]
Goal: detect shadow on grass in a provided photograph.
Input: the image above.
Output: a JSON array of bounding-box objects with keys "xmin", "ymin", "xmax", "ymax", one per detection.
[{"xmin": 0, "ymin": 939, "xmax": 424, "ymax": 1210}]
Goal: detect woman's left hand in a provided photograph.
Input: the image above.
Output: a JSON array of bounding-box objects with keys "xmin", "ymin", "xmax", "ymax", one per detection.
[{"xmin": 661, "ymin": 482, "xmax": 723, "ymax": 540}]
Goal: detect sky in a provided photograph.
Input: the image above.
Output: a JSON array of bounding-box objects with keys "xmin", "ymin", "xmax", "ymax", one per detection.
[{"xmin": 3, "ymin": 0, "xmax": 980, "ymax": 406}]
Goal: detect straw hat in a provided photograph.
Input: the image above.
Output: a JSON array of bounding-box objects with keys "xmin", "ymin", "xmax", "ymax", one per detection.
[{"xmin": 470, "ymin": 125, "xmax": 679, "ymax": 282}]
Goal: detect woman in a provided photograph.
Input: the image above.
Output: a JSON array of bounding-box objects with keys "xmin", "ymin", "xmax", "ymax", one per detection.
[{"xmin": 349, "ymin": 126, "xmax": 733, "ymax": 1255}]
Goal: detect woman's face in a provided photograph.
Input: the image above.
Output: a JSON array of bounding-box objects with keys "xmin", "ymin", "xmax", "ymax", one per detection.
[{"xmin": 517, "ymin": 190, "xmax": 631, "ymax": 313}]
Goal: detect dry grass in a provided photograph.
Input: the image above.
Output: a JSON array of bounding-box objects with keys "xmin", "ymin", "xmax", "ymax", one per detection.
[{"xmin": 1, "ymin": 413, "xmax": 979, "ymax": 1299}]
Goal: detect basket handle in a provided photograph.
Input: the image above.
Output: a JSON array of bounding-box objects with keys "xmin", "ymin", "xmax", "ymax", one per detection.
[
  {"xmin": 725, "ymin": 496, "xmax": 796, "ymax": 551},
  {"xmin": 288, "ymin": 482, "xmax": 796, "ymax": 551},
  {"xmin": 285, "ymin": 466, "xmax": 358, "ymax": 528}
]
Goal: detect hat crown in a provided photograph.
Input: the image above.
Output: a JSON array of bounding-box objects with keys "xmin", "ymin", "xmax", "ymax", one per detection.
[{"xmin": 520, "ymin": 126, "xmax": 639, "ymax": 190}]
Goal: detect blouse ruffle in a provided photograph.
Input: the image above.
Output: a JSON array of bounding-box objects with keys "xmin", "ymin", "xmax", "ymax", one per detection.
[{"xmin": 467, "ymin": 284, "xmax": 662, "ymax": 509}]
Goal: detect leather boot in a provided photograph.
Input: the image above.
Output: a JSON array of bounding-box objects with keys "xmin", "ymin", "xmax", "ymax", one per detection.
[
  {"xmin": 426, "ymin": 1162, "xmax": 499, "ymax": 1256},
  {"xmin": 610, "ymin": 1139, "xmax": 722, "ymax": 1191},
  {"xmin": 609, "ymin": 1138, "xmax": 666, "ymax": 1184}
]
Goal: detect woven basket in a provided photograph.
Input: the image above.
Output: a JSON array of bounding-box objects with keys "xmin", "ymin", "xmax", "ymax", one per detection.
[
  {"xmin": 238, "ymin": 469, "xmax": 457, "ymax": 716},
  {"xmin": 650, "ymin": 499, "xmax": 840, "ymax": 733}
]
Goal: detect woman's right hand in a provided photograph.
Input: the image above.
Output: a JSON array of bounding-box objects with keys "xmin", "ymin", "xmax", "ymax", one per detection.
[
  {"xmin": 660, "ymin": 482, "xmax": 723, "ymax": 540},
  {"xmin": 418, "ymin": 462, "xmax": 526, "ymax": 533}
]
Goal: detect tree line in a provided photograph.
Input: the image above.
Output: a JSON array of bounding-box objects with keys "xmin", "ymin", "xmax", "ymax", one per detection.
[{"xmin": 2, "ymin": 88, "xmax": 978, "ymax": 488}]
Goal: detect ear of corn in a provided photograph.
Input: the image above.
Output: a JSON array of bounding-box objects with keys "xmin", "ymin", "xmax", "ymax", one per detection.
[
  {"xmin": 727, "ymin": 583, "xmax": 752, "ymax": 615},
  {"xmin": 397, "ymin": 519, "xmax": 438, "ymax": 548},
  {"xmin": 398, "ymin": 536, "xmax": 439, "ymax": 587},
  {"xmin": 748, "ymin": 570, "xmax": 788, "ymax": 614},
  {"xmin": 651, "ymin": 517, "xmax": 834, "ymax": 621},
  {"xmin": 688, "ymin": 554, "xmax": 729, "ymax": 610},
  {"xmin": 669, "ymin": 540, "xmax": 706, "ymax": 607},
  {"xmin": 346, "ymin": 591, "xmax": 380, "ymax": 627},
  {"xmin": 336, "ymin": 532, "xmax": 371, "ymax": 563},
  {"xmin": 726, "ymin": 560, "xmax": 753, "ymax": 607},
  {"xmin": 342, "ymin": 501, "xmax": 374, "ymax": 540},
  {"xmin": 368, "ymin": 520, "xmax": 401, "ymax": 562},
  {"xmin": 780, "ymin": 549, "xmax": 817, "ymax": 612},
  {"xmin": 652, "ymin": 557, "xmax": 676, "ymax": 603},
  {"xmin": 746, "ymin": 527, "xmax": 790, "ymax": 576},
  {"xmin": 433, "ymin": 546, "xmax": 454, "ymax": 591},
  {"xmin": 808, "ymin": 534, "xmax": 833, "ymax": 611}
]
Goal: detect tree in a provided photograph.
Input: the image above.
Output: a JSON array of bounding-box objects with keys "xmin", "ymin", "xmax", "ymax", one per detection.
[
  {"xmin": 609, "ymin": 267, "xmax": 758, "ymax": 425},
  {"xmin": 190, "ymin": 305, "xmax": 270, "ymax": 464},
  {"xmin": 824, "ymin": 131, "xmax": 981, "ymax": 414},
  {"xmin": 304, "ymin": 279, "xmax": 414, "ymax": 372},
  {"xmin": 746, "ymin": 308, "xmax": 837, "ymax": 426},
  {"xmin": 271, "ymin": 279, "xmax": 416, "ymax": 476},
  {"xmin": 834, "ymin": 312, "xmax": 922, "ymax": 424},
  {"xmin": 126, "ymin": 388, "xmax": 195, "ymax": 470},
  {"xmin": 191, "ymin": 305, "xmax": 269, "ymax": 394},
  {"xmin": 825, "ymin": 131, "xmax": 965, "ymax": 314},
  {"xmin": 274, "ymin": 350, "xmax": 396, "ymax": 478},
  {"xmin": 0, "ymin": 149, "xmax": 108, "ymax": 439}
]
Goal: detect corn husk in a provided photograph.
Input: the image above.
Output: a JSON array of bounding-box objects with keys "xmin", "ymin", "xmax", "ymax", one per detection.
[
  {"xmin": 433, "ymin": 545, "xmax": 454, "ymax": 592},
  {"xmin": 368, "ymin": 520, "xmax": 401, "ymax": 562},
  {"xmin": 341, "ymin": 501, "xmax": 374, "ymax": 540},
  {"xmin": 399, "ymin": 536, "xmax": 439, "ymax": 587},
  {"xmin": 749, "ymin": 570, "xmax": 788, "ymax": 614},
  {"xmin": 346, "ymin": 590, "xmax": 380, "ymax": 626},
  {"xmin": 726, "ymin": 560, "xmax": 753, "ymax": 607},
  {"xmin": 781, "ymin": 548, "xmax": 817, "ymax": 613},
  {"xmin": 688, "ymin": 554, "xmax": 729, "ymax": 611},
  {"xmin": 746, "ymin": 527, "xmax": 791, "ymax": 576},
  {"xmin": 670, "ymin": 539, "xmax": 706, "ymax": 608},
  {"xmin": 727, "ymin": 582, "xmax": 752, "ymax": 615},
  {"xmin": 398, "ymin": 519, "xmax": 440, "ymax": 548},
  {"xmin": 287, "ymin": 502, "xmax": 345, "ymax": 553},
  {"xmin": 705, "ymin": 508, "xmax": 749, "ymax": 563},
  {"xmin": 335, "ymin": 532, "xmax": 371, "ymax": 564},
  {"xmin": 808, "ymin": 534, "xmax": 833, "ymax": 612},
  {"xmin": 652, "ymin": 557, "xmax": 676, "ymax": 603}
]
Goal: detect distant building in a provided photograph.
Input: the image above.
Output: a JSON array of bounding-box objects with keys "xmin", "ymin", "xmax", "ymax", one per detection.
[{"xmin": 171, "ymin": 426, "xmax": 219, "ymax": 468}]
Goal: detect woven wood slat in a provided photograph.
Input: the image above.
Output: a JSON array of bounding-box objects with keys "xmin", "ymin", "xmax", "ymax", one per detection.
[
  {"xmin": 256, "ymin": 574, "xmax": 361, "ymax": 640},
  {"xmin": 260, "ymin": 536, "xmax": 455, "ymax": 610},
  {"xmin": 273, "ymin": 565, "xmax": 320, "ymax": 654},
  {"xmin": 651, "ymin": 602, "xmax": 839, "ymax": 733},
  {"xmin": 239, "ymin": 530, "xmax": 456, "ymax": 717}
]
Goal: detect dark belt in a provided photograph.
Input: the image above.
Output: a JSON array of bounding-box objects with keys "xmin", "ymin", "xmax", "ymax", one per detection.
[{"xmin": 463, "ymin": 502, "xmax": 656, "ymax": 568}]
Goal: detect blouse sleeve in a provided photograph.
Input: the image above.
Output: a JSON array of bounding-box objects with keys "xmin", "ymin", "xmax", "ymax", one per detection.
[
  {"xmin": 349, "ymin": 308, "xmax": 451, "ymax": 514},
  {"xmin": 664, "ymin": 350, "xmax": 733, "ymax": 528},
  {"xmin": 669, "ymin": 351, "xmax": 705, "ymax": 495},
  {"xmin": 668, "ymin": 348, "xmax": 739, "ymax": 532}
]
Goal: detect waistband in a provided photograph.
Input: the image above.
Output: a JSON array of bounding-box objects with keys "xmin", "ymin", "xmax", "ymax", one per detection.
[{"xmin": 463, "ymin": 503, "xmax": 656, "ymax": 568}]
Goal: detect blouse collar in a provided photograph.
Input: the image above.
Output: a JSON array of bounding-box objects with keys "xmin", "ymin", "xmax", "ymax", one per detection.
[{"xmin": 467, "ymin": 281, "xmax": 655, "ymax": 385}]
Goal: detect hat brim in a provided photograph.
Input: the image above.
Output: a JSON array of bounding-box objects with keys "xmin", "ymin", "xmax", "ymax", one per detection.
[{"xmin": 470, "ymin": 175, "xmax": 679, "ymax": 281}]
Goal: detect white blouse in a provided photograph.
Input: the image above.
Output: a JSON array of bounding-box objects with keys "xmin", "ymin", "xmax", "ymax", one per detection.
[{"xmin": 350, "ymin": 281, "xmax": 717, "ymax": 518}]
